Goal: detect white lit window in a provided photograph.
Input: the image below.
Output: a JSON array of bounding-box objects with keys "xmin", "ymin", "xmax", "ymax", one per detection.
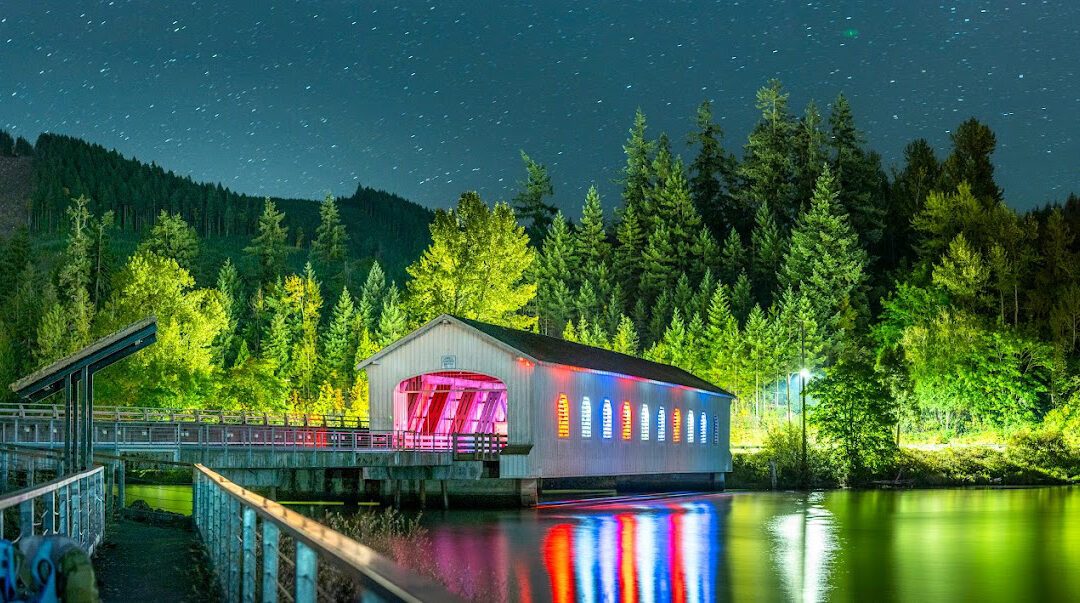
[
  {"xmin": 688, "ymin": 410, "xmax": 695, "ymax": 444},
  {"xmin": 602, "ymin": 399, "xmax": 613, "ymax": 439},
  {"xmin": 700, "ymin": 412, "xmax": 707, "ymax": 444},
  {"xmin": 657, "ymin": 406, "xmax": 666, "ymax": 442},
  {"xmin": 581, "ymin": 397, "xmax": 592, "ymax": 439},
  {"xmin": 640, "ymin": 404, "xmax": 650, "ymax": 440}
]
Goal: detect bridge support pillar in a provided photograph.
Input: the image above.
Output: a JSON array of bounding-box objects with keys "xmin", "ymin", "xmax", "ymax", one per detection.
[
  {"xmin": 441, "ymin": 480, "xmax": 449, "ymax": 510},
  {"xmin": 518, "ymin": 478, "xmax": 538, "ymax": 508},
  {"xmin": 392, "ymin": 479, "xmax": 401, "ymax": 509},
  {"xmin": 418, "ymin": 479, "xmax": 426, "ymax": 508}
]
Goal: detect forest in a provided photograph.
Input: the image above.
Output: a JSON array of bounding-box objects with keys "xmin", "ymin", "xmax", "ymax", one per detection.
[{"xmin": 2, "ymin": 79, "xmax": 1080, "ymax": 483}]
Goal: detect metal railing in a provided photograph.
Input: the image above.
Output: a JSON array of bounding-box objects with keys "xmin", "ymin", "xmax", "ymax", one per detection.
[
  {"xmin": 0, "ymin": 402, "xmax": 368, "ymax": 429},
  {"xmin": 0, "ymin": 463, "xmax": 105, "ymax": 555},
  {"xmin": 193, "ymin": 464, "xmax": 462, "ymax": 603},
  {"xmin": 0, "ymin": 420, "xmax": 508, "ymax": 456}
]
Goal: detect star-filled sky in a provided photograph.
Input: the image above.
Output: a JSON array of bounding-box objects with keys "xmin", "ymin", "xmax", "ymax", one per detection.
[{"xmin": 1, "ymin": 1, "xmax": 1078, "ymax": 216}]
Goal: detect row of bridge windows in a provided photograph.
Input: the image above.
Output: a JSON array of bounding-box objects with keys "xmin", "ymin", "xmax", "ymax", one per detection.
[{"xmin": 556, "ymin": 394, "xmax": 719, "ymax": 445}]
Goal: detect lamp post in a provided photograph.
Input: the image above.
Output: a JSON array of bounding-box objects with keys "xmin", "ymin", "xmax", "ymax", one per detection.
[{"xmin": 799, "ymin": 321, "xmax": 808, "ymax": 483}]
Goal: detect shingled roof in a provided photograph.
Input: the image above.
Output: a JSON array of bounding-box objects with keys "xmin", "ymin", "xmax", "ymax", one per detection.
[{"xmin": 453, "ymin": 316, "xmax": 732, "ymax": 396}]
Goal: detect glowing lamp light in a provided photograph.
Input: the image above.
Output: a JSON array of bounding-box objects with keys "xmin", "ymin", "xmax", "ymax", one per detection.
[{"xmin": 800, "ymin": 368, "xmax": 811, "ymax": 380}]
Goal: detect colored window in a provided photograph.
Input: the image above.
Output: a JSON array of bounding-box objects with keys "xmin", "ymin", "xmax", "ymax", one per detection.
[
  {"xmin": 657, "ymin": 407, "xmax": 667, "ymax": 441},
  {"xmin": 688, "ymin": 410, "xmax": 695, "ymax": 443},
  {"xmin": 602, "ymin": 399, "xmax": 613, "ymax": 439},
  {"xmin": 621, "ymin": 401, "xmax": 632, "ymax": 440},
  {"xmin": 581, "ymin": 397, "xmax": 592, "ymax": 439},
  {"xmin": 700, "ymin": 412, "xmax": 707, "ymax": 444},
  {"xmin": 640, "ymin": 404, "xmax": 650, "ymax": 440},
  {"xmin": 557, "ymin": 394, "xmax": 569, "ymax": 439},
  {"xmin": 672, "ymin": 409, "xmax": 682, "ymax": 443}
]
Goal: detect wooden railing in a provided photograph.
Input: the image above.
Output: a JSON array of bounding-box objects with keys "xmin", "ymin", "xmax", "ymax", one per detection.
[
  {"xmin": 0, "ymin": 462, "xmax": 105, "ymax": 555},
  {"xmin": 0, "ymin": 419, "xmax": 508, "ymax": 456},
  {"xmin": 193, "ymin": 464, "xmax": 463, "ymax": 602},
  {"xmin": 0, "ymin": 402, "xmax": 368, "ymax": 429}
]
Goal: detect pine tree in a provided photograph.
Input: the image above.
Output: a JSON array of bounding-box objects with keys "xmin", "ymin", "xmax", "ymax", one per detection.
[
  {"xmin": 58, "ymin": 196, "xmax": 94, "ymax": 352},
  {"xmin": 691, "ymin": 227, "xmax": 721, "ymax": 281},
  {"xmin": 731, "ymin": 271, "xmax": 753, "ymax": 324},
  {"xmin": 536, "ymin": 212, "xmax": 578, "ymax": 335},
  {"xmin": 576, "ymin": 186, "xmax": 611, "ymax": 285},
  {"xmin": 781, "ymin": 165, "xmax": 869, "ymax": 360},
  {"xmin": 377, "ymin": 283, "xmax": 408, "ymax": 347},
  {"xmin": 575, "ymin": 279, "xmax": 599, "ymax": 326},
  {"xmin": 611, "ymin": 314, "xmax": 639, "ymax": 356},
  {"xmin": 614, "ymin": 202, "xmax": 645, "ymax": 298},
  {"xmin": 619, "ymin": 109, "xmax": 655, "ymax": 214},
  {"xmin": 245, "ymin": 198, "xmax": 289, "ymax": 286},
  {"xmin": 512, "ymin": 151, "xmax": 557, "ymax": 245},
  {"xmin": 137, "ymin": 210, "xmax": 199, "ymax": 273},
  {"xmin": 323, "ymin": 287, "xmax": 356, "ymax": 389},
  {"xmin": 736, "ymin": 79, "xmax": 797, "ymax": 230},
  {"xmin": 827, "ymin": 92, "xmax": 888, "ymax": 252},
  {"xmin": 793, "ymin": 100, "xmax": 827, "ymax": 208},
  {"xmin": 687, "ymin": 100, "xmax": 737, "ymax": 235},
  {"xmin": 34, "ymin": 304, "xmax": 67, "ymax": 368},
  {"xmin": 639, "ymin": 224, "xmax": 676, "ymax": 303},
  {"xmin": 704, "ymin": 283, "xmax": 741, "ymax": 392},
  {"xmin": 750, "ymin": 202, "xmax": 786, "ymax": 306},
  {"xmin": 283, "ymin": 264, "xmax": 323, "ymax": 402},
  {"xmin": 312, "ymin": 193, "xmax": 349, "ymax": 265},
  {"xmin": 939, "ymin": 117, "xmax": 1003, "ymax": 203},
  {"xmin": 720, "ymin": 227, "xmax": 747, "ymax": 284},
  {"xmin": 216, "ymin": 258, "xmax": 244, "ymax": 364},
  {"xmin": 357, "ymin": 262, "xmax": 386, "ymax": 331}
]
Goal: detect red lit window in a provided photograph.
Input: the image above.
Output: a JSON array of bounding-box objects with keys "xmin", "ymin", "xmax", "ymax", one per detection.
[
  {"xmin": 672, "ymin": 408, "xmax": 682, "ymax": 443},
  {"xmin": 557, "ymin": 394, "xmax": 570, "ymax": 439},
  {"xmin": 621, "ymin": 401, "xmax": 632, "ymax": 440}
]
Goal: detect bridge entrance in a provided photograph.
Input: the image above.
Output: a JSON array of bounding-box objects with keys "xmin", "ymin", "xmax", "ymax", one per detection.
[{"xmin": 395, "ymin": 371, "xmax": 507, "ymax": 437}]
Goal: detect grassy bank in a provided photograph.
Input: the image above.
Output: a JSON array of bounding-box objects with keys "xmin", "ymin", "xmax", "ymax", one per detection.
[{"xmin": 728, "ymin": 426, "xmax": 1080, "ymax": 490}]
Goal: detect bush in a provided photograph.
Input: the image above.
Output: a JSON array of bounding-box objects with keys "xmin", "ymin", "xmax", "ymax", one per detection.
[
  {"xmin": 1006, "ymin": 427, "xmax": 1080, "ymax": 480},
  {"xmin": 728, "ymin": 423, "xmax": 837, "ymax": 489}
]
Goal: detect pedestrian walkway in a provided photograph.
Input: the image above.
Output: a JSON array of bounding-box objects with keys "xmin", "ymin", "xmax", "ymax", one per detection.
[{"xmin": 93, "ymin": 519, "xmax": 210, "ymax": 602}]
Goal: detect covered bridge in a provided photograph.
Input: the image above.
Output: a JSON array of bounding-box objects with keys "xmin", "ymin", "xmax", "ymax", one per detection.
[{"xmin": 358, "ymin": 314, "xmax": 733, "ymax": 494}]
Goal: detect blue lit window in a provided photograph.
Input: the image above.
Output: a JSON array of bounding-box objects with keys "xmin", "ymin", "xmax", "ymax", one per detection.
[
  {"xmin": 581, "ymin": 397, "xmax": 592, "ymax": 439},
  {"xmin": 640, "ymin": 404, "xmax": 650, "ymax": 440},
  {"xmin": 602, "ymin": 399, "xmax": 613, "ymax": 439},
  {"xmin": 657, "ymin": 406, "xmax": 666, "ymax": 442}
]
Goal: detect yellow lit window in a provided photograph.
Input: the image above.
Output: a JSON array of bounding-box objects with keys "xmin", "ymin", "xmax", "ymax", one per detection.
[
  {"xmin": 621, "ymin": 401, "xmax": 632, "ymax": 440},
  {"xmin": 557, "ymin": 394, "xmax": 569, "ymax": 439}
]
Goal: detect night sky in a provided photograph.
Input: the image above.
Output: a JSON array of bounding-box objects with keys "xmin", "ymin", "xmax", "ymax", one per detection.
[{"xmin": 1, "ymin": 1, "xmax": 1078, "ymax": 216}]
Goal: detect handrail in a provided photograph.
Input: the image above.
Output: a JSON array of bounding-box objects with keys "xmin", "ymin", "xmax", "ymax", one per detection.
[
  {"xmin": 0, "ymin": 466, "xmax": 101, "ymax": 510},
  {"xmin": 194, "ymin": 464, "xmax": 463, "ymax": 603},
  {"xmin": 0, "ymin": 402, "xmax": 370, "ymax": 429},
  {"xmin": 0, "ymin": 463, "xmax": 105, "ymax": 555}
]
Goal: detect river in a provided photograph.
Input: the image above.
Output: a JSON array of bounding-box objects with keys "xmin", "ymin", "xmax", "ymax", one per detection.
[{"xmin": 121, "ymin": 485, "xmax": 1080, "ymax": 601}]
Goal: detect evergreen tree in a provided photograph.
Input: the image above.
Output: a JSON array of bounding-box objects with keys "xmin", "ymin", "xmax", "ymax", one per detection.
[
  {"xmin": 312, "ymin": 193, "xmax": 349, "ymax": 265},
  {"xmin": 283, "ymin": 264, "xmax": 323, "ymax": 403},
  {"xmin": 781, "ymin": 165, "xmax": 869, "ymax": 360},
  {"xmin": 704, "ymin": 283, "xmax": 742, "ymax": 396},
  {"xmin": 512, "ymin": 151, "xmax": 557, "ymax": 245},
  {"xmin": 793, "ymin": 100, "xmax": 827, "ymax": 206},
  {"xmin": 619, "ymin": 109, "xmax": 655, "ymax": 214},
  {"xmin": 245, "ymin": 198, "xmax": 289, "ymax": 286},
  {"xmin": 737, "ymin": 79, "xmax": 797, "ymax": 228},
  {"xmin": 639, "ymin": 224, "xmax": 676, "ymax": 303},
  {"xmin": 940, "ymin": 117, "xmax": 1003, "ymax": 203},
  {"xmin": 58, "ymin": 196, "xmax": 94, "ymax": 353},
  {"xmin": 611, "ymin": 314, "xmax": 639, "ymax": 356},
  {"xmin": 576, "ymin": 186, "xmax": 611, "ymax": 287},
  {"xmin": 749, "ymin": 202, "xmax": 786, "ymax": 306},
  {"xmin": 687, "ymin": 100, "xmax": 737, "ymax": 235},
  {"xmin": 12, "ymin": 137, "xmax": 33, "ymax": 157},
  {"xmin": 827, "ymin": 92, "xmax": 888, "ymax": 252},
  {"xmin": 324, "ymin": 287, "xmax": 356, "ymax": 389},
  {"xmin": 731, "ymin": 271, "xmax": 753, "ymax": 324},
  {"xmin": 406, "ymin": 192, "xmax": 537, "ymax": 329},
  {"xmin": 613, "ymin": 202, "xmax": 645, "ymax": 298},
  {"xmin": 357, "ymin": 262, "xmax": 386, "ymax": 331},
  {"xmin": 377, "ymin": 283, "xmax": 408, "ymax": 346},
  {"xmin": 88, "ymin": 210, "xmax": 115, "ymax": 306},
  {"xmin": 536, "ymin": 212, "xmax": 578, "ymax": 335},
  {"xmin": 215, "ymin": 258, "xmax": 244, "ymax": 364},
  {"xmin": 0, "ymin": 131, "xmax": 13, "ymax": 156},
  {"xmin": 720, "ymin": 228, "xmax": 747, "ymax": 284},
  {"xmin": 137, "ymin": 210, "xmax": 199, "ymax": 273}
]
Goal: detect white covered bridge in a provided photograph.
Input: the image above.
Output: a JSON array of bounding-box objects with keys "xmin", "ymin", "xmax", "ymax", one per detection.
[{"xmin": 358, "ymin": 314, "xmax": 733, "ymax": 503}]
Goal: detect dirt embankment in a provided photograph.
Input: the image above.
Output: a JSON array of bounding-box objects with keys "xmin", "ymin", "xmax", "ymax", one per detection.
[{"xmin": 0, "ymin": 156, "xmax": 32, "ymax": 235}]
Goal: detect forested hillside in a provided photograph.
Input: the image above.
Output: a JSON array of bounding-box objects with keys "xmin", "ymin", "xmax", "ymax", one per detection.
[{"xmin": 24, "ymin": 133, "xmax": 432, "ymax": 279}]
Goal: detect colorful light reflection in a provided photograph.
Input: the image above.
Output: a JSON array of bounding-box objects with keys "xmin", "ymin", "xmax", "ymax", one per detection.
[{"xmin": 542, "ymin": 500, "xmax": 719, "ymax": 603}]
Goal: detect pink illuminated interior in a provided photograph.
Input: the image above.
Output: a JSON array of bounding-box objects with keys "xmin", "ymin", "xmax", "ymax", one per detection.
[{"xmin": 395, "ymin": 371, "xmax": 508, "ymax": 436}]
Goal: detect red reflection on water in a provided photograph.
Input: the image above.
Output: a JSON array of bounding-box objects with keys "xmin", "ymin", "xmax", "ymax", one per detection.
[
  {"xmin": 669, "ymin": 510, "xmax": 686, "ymax": 603},
  {"xmin": 543, "ymin": 523, "xmax": 576, "ymax": 603},
  {"xmin": 618, "ymin": 513, "xmax": 638, "ymax": 603}
]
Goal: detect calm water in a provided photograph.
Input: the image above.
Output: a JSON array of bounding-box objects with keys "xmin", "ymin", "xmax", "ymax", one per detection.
[{"xmin": 419, "ymin": 487, "xmax": 1080, "ymax": 602}]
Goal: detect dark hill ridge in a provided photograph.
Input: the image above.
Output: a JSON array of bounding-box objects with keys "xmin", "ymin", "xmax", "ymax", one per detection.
[{"xmin": 9, "ymin": 132, "xmax": 433, "ymax": 277}]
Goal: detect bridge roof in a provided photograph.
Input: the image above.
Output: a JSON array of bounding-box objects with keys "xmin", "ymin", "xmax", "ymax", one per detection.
[
  {"xmin": 9, "ymin": 316, "xmax": 157, "ymax": 401},
  {"xmin": 359, "ymin": 314, "xmax": 732, "ymax": 397}
]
